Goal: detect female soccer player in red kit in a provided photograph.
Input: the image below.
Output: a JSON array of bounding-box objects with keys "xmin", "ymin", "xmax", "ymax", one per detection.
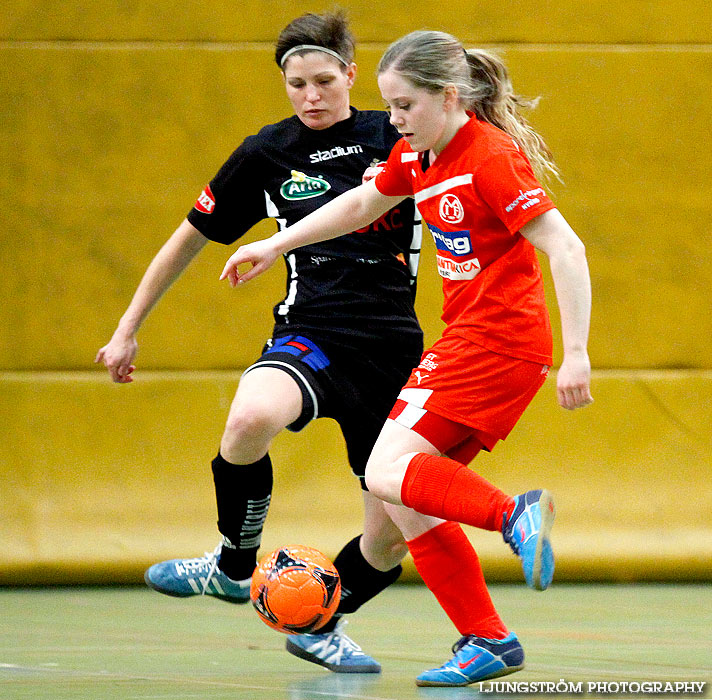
[{"xmin": 221, "ymin": 30, "xmax": 593, "ymax": 686}]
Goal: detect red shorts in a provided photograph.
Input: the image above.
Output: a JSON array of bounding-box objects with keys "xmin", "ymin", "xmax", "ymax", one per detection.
[{"xmin": 388, "ymin": 334, "xmax": 550, "ymax": 463}]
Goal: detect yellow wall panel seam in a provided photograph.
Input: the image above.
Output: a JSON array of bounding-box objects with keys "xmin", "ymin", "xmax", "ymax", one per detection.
[{"xmin": 2, "ymin": 40, "xmax": 712, "ymax": 50}]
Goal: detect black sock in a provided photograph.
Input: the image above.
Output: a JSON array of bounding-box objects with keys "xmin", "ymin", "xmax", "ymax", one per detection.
[
  {"xmin": 211, "ymin": 452, "xmax": 273, "ymax": 581},
  {"xmin": 317, "ymin": 535, "xmax": 402, "ymax": 633}
]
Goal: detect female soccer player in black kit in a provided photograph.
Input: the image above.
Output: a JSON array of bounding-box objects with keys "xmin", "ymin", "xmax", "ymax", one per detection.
[{"xmin": 96, "ymin": 11, "xmax": 444, "ymax": 672}]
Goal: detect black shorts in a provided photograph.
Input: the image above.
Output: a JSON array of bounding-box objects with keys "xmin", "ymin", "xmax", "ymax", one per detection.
[{"xmin": 243, "ymin": 333, "xmax": 421, "ymax": 489}]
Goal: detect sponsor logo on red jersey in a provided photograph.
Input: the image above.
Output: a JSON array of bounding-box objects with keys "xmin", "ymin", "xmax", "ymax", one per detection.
[
  {"xmin": 436, "ymin": 255, "xmax": 482, "ymax": 280},
  {"xmin": 428, "ymin": 223, "xmax": 472, "ymax": 256},
  {"xmin": 428, "ymin": 223, "xmax": 480, "ymax": 280},
  {"xmin": 439, "ymin": 193, "xmax": 465, "ymax": 224},
  {"xmin": 194, "ymin": 185, "xmax": 216, "ymax": 214},
  {"xmin": 504, "ymin": 188, "xmax": 544, "ymax": 214},
  {"xmin": 419, "ymin": 353, "xmax": 439, "ymax": 371}
]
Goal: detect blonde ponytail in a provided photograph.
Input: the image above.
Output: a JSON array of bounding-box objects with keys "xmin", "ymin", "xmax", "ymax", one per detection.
[
  {"xmin": 378, "ymin": 31, "xmax": 561, "ymax": 183},
  {"xmin": 464, "ymin": 49, "xmax": 561, "ymax": 183}
]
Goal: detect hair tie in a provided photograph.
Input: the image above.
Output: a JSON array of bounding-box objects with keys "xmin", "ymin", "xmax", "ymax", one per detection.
[{"xmin": 280, "ymin": 44, "xmax": 349, "ymax": 68}]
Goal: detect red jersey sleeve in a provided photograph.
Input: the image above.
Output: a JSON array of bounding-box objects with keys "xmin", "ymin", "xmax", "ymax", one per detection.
[
  {"xmin": 474, "ymin": 148, "xmax": 556, "ymax": 234},
  {"xmin": 374, "ymin": 139, "xmax": 415, "ymax": 198}
]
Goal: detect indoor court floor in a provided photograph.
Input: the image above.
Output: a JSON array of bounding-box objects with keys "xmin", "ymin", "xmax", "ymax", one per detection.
[{"xmin": 1, "ymin": 583, "xmax": 710, "ymax": 699}]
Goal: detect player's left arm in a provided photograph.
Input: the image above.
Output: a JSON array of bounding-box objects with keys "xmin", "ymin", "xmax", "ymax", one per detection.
[
  {"xmin": 520, "ymin": 208, "xmax": 593, "ymax": 411},
  {"xmin": 220, "ymin": 179, "xmax": 404, "ymax": 286}
]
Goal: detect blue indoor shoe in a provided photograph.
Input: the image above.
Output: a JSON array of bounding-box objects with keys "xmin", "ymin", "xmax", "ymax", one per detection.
[
  {"xmin": 502, "ymin": 489, "xmax": 556, "ymax": 591},
  {"xmin": 416, "ymin": 632, "xmax": 525, "ymax": 686},
  {"xmin": 286, "ymin": 619, "xmax": 381, "ymax": 673},
  {"xmin": 144, "ymin": 540, "xmax": 251, "ymax": 603}
]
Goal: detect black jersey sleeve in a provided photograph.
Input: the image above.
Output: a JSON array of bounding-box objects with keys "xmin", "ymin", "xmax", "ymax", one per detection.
[{"xmin": 186, "ymin": 136, "xmax": 270, "ymax": 245}]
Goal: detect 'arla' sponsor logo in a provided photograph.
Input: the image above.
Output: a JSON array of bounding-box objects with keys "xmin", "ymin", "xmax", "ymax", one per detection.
[
  {"xmin": 280, "ymin": 170, "xmax": 331, "ymax": 200},
  {"xmin": 194, "ymin": 185, "xmax": 216, "ymax": 214}
]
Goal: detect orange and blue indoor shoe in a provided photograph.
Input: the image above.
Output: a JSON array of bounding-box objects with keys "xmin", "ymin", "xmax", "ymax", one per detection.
[
  {"xmin": 416, "ymin": 632, "xmax": 525, "ymax": 686},
  {"xmin": 502, "ymin": 489, "xmax": 556, "ymax": 591}
]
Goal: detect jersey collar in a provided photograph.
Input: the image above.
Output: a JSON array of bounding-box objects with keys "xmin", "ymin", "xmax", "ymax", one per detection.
[{"xmin": 296, "ymin": 106, "xmax": 358, "ymax": 136}]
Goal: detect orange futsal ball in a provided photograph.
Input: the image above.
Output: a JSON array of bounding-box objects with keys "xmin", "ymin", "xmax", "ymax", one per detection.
[{"xmin": 250, "ymin": 545, "xmax": 341, "ymax": 635}]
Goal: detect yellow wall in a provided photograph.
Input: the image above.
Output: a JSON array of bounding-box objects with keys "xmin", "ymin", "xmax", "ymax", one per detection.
[
  {"xmin": 2, "ymin": 1, "xmax": 711, "ymax": 583},
  {"xmin": 1, "ymin": 1, "xmax": 710, "ymax": 43},
  {"xmin": 2, "ymin": 370, "xmax": 710, "ymax": 584},
  {"xmin": 3, "ymin": 44, "xmax": 712, "ymax": 369}
]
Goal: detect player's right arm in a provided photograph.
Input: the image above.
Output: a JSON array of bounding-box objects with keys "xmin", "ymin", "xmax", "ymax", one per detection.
[
  {"xmin": 95, "ymin": 219, "xmax": 209, "ymax": 383},
  {"xmin": 220, "ymin": 179, "xmax": 405, "ymax": 287}
]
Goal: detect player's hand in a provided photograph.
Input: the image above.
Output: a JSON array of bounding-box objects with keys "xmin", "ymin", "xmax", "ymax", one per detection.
[
  {"xmin": 220, "ymin": 239, "xmax": 280, "ymax": 287},
  {"xmin": 95, "ymin": 332, "xmax": 138, "ymax": 383},
  {"xmin": 556, "ymin": 351, "xmax": 593, "ymax": 410},
  {"xmin": 362, "ymin": 162, "xmax": 385, "ymax": 184}
]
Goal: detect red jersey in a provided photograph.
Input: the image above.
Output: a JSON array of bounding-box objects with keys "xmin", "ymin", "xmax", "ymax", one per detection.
[{"xmin": 375, "ymin": 116, "xmax": 555, "ymax": 364}]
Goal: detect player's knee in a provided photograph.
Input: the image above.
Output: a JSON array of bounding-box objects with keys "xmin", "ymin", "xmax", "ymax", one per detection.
[
  {"xmin": 365, "ymin": 452, "xmax": 418, "ymax": 504},
  {"xmin": 227, "ymin": 401, "xmax": 283, "ymax": 436},
  {"xmin": 221, "ymin": 404, "xmax": 282, "ymax": 461},
  {"xmin": 363, "ymin": 463, "xmax": 384, "ymax": 499},
  {"xmin": 364, "ymin": 461, "xmax": 397, "ymax": 503}
]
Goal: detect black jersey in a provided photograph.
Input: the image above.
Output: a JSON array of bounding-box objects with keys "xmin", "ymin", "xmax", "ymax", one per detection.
[{"xmin": 187, "ymin": 108, "xmax": 423, "ymax": 352}]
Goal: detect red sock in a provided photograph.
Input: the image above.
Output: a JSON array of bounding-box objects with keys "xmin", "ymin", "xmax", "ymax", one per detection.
[
  {"xmin": 407, "ymin": 521, "xmax": 508, "ymax": 638},
  {"xmin": 401, "ymin": 453, "xmax": 515, "ymax": 532}
]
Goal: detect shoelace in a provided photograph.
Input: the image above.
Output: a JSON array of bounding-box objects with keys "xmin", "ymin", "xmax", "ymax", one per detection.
[
  {"xmin": 502, "ymin": 512, "xmax": 520, "ymax": 554},
  {"xmin": 309, "ymin": 620, "xmax": 363, "ymax": 663},
  {"xmin": 451, "ymin": 634, "xmax": 476, "ymax": 655},
  {"xmin": 200, "ymin": 543, "xmax": 223, "ymax": 595},
  {"xmin": 451, "ymin": 634, "xmax": 512, "ymax": 657},
  {"xmin": 176, "ymin": 543, "xmax": 223, "ymax": 594}
]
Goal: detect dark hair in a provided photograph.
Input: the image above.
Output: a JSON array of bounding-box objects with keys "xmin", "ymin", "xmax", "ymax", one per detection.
[
  {"xmin": 378, "ymin": 30, "xmax": 560, "ymax": 182},
  {"xmin": 275, "ymin": 10, "xmax": 355, "ymax": 68}
]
